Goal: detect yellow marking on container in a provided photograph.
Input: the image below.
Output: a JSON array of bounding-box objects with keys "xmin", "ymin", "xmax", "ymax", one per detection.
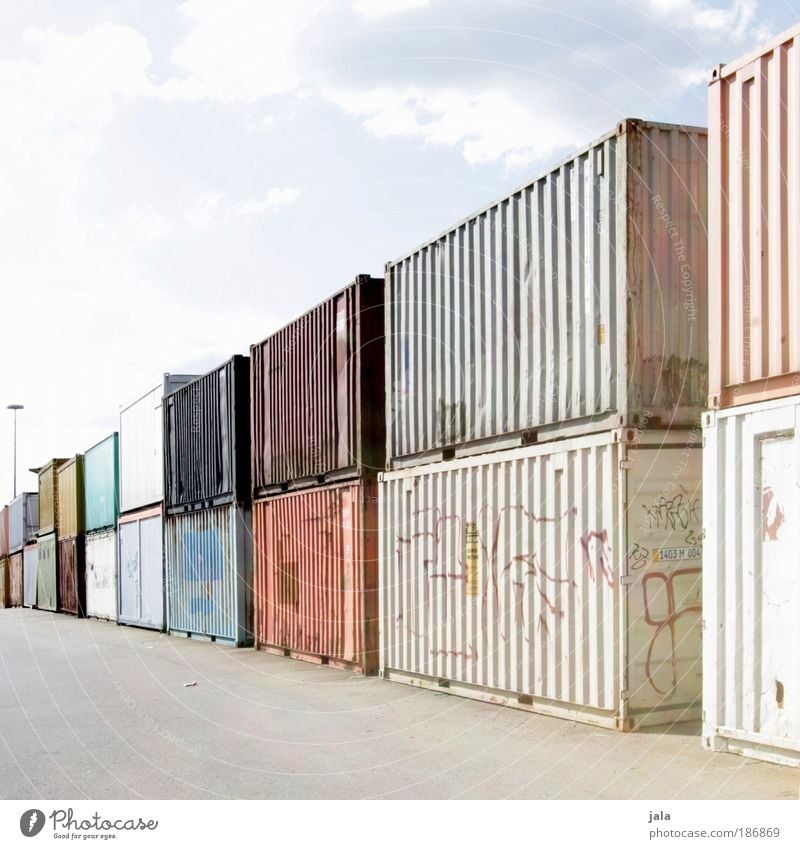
[{"xmin": 466, "ymin": 522, "xmax": 480, "ymax": 595}]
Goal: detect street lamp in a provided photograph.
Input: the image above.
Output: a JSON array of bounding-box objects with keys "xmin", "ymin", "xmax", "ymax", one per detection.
[{"xmin": 7, "ymin": 404, "xmax": 23, "ymax": 499}]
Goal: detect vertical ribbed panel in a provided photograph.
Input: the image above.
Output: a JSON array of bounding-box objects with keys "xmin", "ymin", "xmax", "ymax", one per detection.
[
  {"xmin": 8, "ymin": 552, "xmax": 23, "ymax": 607},
  {"xmin": 709, "ymin": 24, "xmax": 800, "ymax": 406},
  {"xmin": 165, "ymin": 503, "xmax": 253, "ymax": 646},
  {"xmin": 703, "ymin": 397, "xmax": 800, "ymax": 766},
  {"xmin": 118, "ymin": 506, "xmax": 165, "ymax": 630},
  {"xmin": 253, "ymin": 481, "xmax": 378, "ymax": 673},
  {"xmin": 57, "ymin": 456, "xmax": 85, "ymax": 539},
  {"xmin": 0, "ymin": 506, "xmax": 7, "ymax": 558},
  {"xmin": 36, "ymin": 532, "xmax": 58, "ymax": 612},
  {"xmin": 85, "ymin": 529, "xmax": 117, "ymax": 621},
  {"xmin": 23, "ymin": 543, "xmax": 38, "ymax": 608},
  {"xmin": 58, "ymin": 536, "xmax": 86, "ymax": 616},
  {"xmin": 0, "ymin": 557, "xmax": 7, "ymax": 608},
  {"xmin": 84, "ymin": 434, "xmax": 119, "ymax": 533},
  {"xmin": 8, "ymin": 493, "xmax": 39, "ymax": 552},
  {"xmin": 37, "ymin": 460, "xmax": 66, "ymax": 536}
]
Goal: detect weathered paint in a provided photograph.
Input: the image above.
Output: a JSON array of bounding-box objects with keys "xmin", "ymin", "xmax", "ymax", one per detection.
[
  {"xmin": 84, "ymin": 433, "xmax": 119, "ymax": 533},
  {"xmin": 8, "ymin": 552, "xmax": 23, "ymax": 607},
  {"xmin": 8, "ymin": 493, "xmax": 38, "ymax": 553},
  {"xmin": 253, "ymin": 481, "xmax": 379, "ymax": 673},
  {"xmin": 0, "ymin": 557, "xmax": 8, "ymax": 608},
  {"xmin": 118, "ymin": 505, "xmax": 165, "ymax": 630},
  {"xmin": 85, "ymin": 529, "xmax": 117, "ymax": 621},
  {"xmin": 36, "ymin": 532, "xmax": 58, "ymax": 611},
  {"xmin": 37, "ymin": 459, "xmax": 68, "ymax": 536},
  {"xmin": 56, "ymin": 456, "xmax": 85, "ymax": 538},
  {"xmin": 708, "ymin": 23, "xmax": 800, "ymax": 408},
  {"xmin": 23, "ymin": 542, "xmax": 38, "ymax": 608},
  {"xmin": 380, "ymin": 429, "xmax": 702, "ymax": 730},
  {"xmin": 251, "ymin": 276, "xmax": 385, "ymax": 495},
  {"xmin": 165, "ymin": 503, "xmax": 253, "ymax": 646},
  {"xmin": 386, "ymin": 120, "xmax": 708, "ymax": 465},
  {"xmin": 703, "ymin": 395, "xmax": 800, "ymax": 766},
  {"xmin": 0, "ymin": 507, "xmax": 7, "ymax": 559},
  {"xmin": 58, "ymin": 535, "xmax": 86, "ymax": 616}
]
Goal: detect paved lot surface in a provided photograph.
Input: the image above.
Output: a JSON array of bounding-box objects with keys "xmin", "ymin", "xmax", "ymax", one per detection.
[{"xmin": 0, "ymin": 609, "xmax": 796, "ymax": 800}]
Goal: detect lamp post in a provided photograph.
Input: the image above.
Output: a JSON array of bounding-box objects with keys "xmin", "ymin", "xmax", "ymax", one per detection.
[{"xmin": 7, "ymin": 404, "xmax": 23, "ymax": 498}]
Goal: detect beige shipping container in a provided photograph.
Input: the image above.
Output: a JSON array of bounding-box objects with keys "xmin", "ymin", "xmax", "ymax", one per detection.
[
  {"xmin": 37, "ymin": 459, "xmax": 68, "ymax": 536},
  {"xmin": 709, "ymin": 22, "xmax": 800, "ymax": 408},
  {"xmin": 56, "ymin": 455, "xmax": 85, "ymax": 539}
]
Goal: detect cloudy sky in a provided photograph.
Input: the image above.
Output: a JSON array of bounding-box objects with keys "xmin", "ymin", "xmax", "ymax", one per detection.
[{"xmin": 0, "ymin": 0, "xmax": 797, "ymax": 499}]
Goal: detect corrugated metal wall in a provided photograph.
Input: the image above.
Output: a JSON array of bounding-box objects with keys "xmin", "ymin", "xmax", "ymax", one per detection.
[
  {"xmin": 253, "ymin": 481, "xmax": 379, "ymax": 673},
  {"xmin": 118, "ymin": 506, "xmax": 165, "ymax": 630},
  {"xmin": 8, "ymin": 552, "xmax": 23, "ymax": 607},
  {"xmin": 251, "ymin": 276, "xmax": 385, "ymax": 493},
  {"xmin": 84, "ymin": 434, "xmax": 119, "ymax": 533},
  {"xmin": 0, "ymin": 557, "xmax": 7, "ymax": 608},
  {"xmin": 56, "ymin": 456, "xmax": 84, "ymax": 538},
  {"xmin": 58, "ymin": 536, "xmax": 85, "ymax": 616},
  {"xmin": 23, "ymin": 543, "xmax": 38, "ymax": 608},
  {"xmin": 164, "ymin": 356, "xmax": 250, "ymax": 512},
  {"xmin": 37, "ymin": 460, "xmax": 66, "ymax": 536},
  {"xmin": 165, "ymin": 503, "xmax": 253, "ymax": 645},
  {"xmin": 0, "ymin": 506, "xmax": 9, "ymax": 559},
  {"xmin": 36, "ymin": 532, "xmax": 57, "ymax": 611},
  {"xmin": 9, "ymin": 493, "xmax": 38, "ymax": 553},
  {"xmin": 709, "ymin": 23, "xmax": 800, "ymax": 408},
  {"xmin": 85, "ymin": 530, "xmax": 117, "ymax": 621},
  {"xmin": 386, "ymin": 120, "xmax": 707, "ymax": 464},
  {"xmin": 703, "ymin": 396, "xmax": 800, "ymax": 766}
]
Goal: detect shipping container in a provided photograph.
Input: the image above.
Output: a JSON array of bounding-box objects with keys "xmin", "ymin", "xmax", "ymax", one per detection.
[
  {"xmin": 119, "ymin": 374, "xmax": 197, "ymax": 514},
  {"xmin": 386, "ymin": 120, "xmax": 708, "ymax": 466},
  {"xmin": 8, "ymin": 551, "xmax": 23, "ymax": 607},
  {"xmin": 708, "ymin": 22, "xmax": 800, "ymax": 409},
  {"xmin": 164, "ymin": 356, "xmax": 250, "ymax": 513},
  {"xmin": 0, "ymin": 505, "xmax": 8, "ymax": 559},
  {"xmin": 8, "ymin": 492, "xmax": 38, "ymax": 553},
  {"xmin": 36, "ymin": 459, "xmax": 68, "ymax": 536},
  {"xmin": 84, "ymin": 433, "xmax": 119, "ymax": 533},
  {"xmin": 118, "ymin": 505, "xmax": 165, "ymax": 630},
  {"xmin": 0, "ymin": 556, "xmax": 8, "ymax": 608},
  {"xmin": 56, "ymin": 455, "xmax": 85, "ymax": 539},
  {"xmin": 58, "ymin": 535, "xmax": 85, "ymax": 616},
  {"xmin": 380, "ymin": 429, "xmax": 703, "ymax": 730},
  {"xmin": 23, "ymin": 542, "xmax": 38, "ymax": 608},
  {"xmin": 36, "ymin": 532, "xmax": 57, "ymax": 611},
  {"xmin": 253, "ymin": 481, "xmax": 379, "ymax": 672},
  {"xmin": 251, "ymin": 276, "xmax": 385, "ymax": 495},
  {"xmin": 85, "ymin": 530, "xmax": 117, "ymax": 621},
  {"xmin": 703, "ymin": 395, "xmax": 800, "ymax": 766},
  {"xmin": 165, "ymin": 503, "xmax": 253, "ymax": 646}
]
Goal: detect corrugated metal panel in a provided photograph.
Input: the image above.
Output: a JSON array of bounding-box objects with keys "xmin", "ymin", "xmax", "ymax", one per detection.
[
  {"xmin": 703, "ymin": 396, "xmax": 800, "ymax": 766},
  {"xmin": 164, "ymin": 356, "xmax": 250, "ymax": 513},
  {"xmin": 85, "ymin": 530, "xmax": 117, "ymax": 621},
  {"xmin": 9, "ymin": 493, "xmax": 38, "ymax": 552},
  {"xmin": 37, "ymin": 459, "xmax": 67, "ymax": 536},
  {"xmin": 119, "ymin": 374, "xmax": 197, "ymax": 513},
  {"xmin": 251, "ymin": 276, "xmax": 385, "ymax": 494},
  {"xmin": 36, "ymin": 532, "xmax": 57, "ymax": 611},
  {"xmin": 386, "ymin": 120, "xmax": 708, "ymax": 465},
  {"xmin": 709, "ymin": 22, "xmax": 800, "ymax": 409},
  {"xmin": 380, "ymin": 430, "xmax": 702, "ymax": 729},
  {"xmin": 0, "ymin": 557, "xmax": 8, "ymax": 608},
  {"xmin": 165, "ymin": 503, "xmax": 253, "ymax": 646},
  {"xmin": 118, "ymin": 505, "xmax": 165, "ymax": 630},
  {"xmin": 0, "ymin": 506, "xmax": 8, "ymax": 558},
  {"xmin": 253, "ymin": 481, "xmax": 379, "ymax": 673},
  {"xmin": 58, "ymin": 535, "xmax": 86, "ymax": 616},
  {"xmin": 8, "ymin": 552, "xmax": 23, "ymax": 607},
  {"xmin": 84, "ymin": 433, "xmax": 119, "ymax": 532},
  {"xmin": 56, "ymin": 456, "xmax": 85, "ymax": 538},
  {"xmin": 23, "ymin": 542, "xmax": 38, "ymax": 607}
]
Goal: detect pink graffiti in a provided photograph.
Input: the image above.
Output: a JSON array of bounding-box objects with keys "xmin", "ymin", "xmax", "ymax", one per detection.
[
  {"xmin": 580, "ymin": 529, "xmax": 615, "ymax": 588},
  {"xmin": 762, "ymin": 486, "xmax": 785, "ymax": 542}
]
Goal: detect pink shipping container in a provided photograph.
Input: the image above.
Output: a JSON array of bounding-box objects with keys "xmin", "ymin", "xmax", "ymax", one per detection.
[
  {"xmin": 253, "ymin": 481, "xmax": 379, "ymax": 673},
  {"xmin": 8, "ymin": 551, "xmax": 23, "ymax": 607},
  {"xmin": 0, "ymin": 505, "xmax": 8, "ymax": 559},
  {"xmin": 709, "ymin": 22, "xmax": 800, "ymax": 408}
]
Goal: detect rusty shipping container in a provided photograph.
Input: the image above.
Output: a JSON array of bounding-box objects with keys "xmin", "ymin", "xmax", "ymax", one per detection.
[
  {"xmin": 164, "ymin": 356, "xmax": 250, "ymax": 513},
  {"xmin": 386, "ymin": 120, "xmax": 708, "ymax": 466},
  {"xmin": 251, "ymin": 275, "xmax": 385, "ymax": 494},
  {"xmin": 85, "ymin": 530, "xmax": 117, "ymax": 621},
  {"xmin": 118, "ymin": 505, "xmax": 166, "ymax": 630},
  {"xmin": 0, "ymin": 556, "xmax": 8, "ymax": 608},
  {"xmin": 58, "ymin": 536, "xmax": 86, "ymax": 616},
  {"xmin": 709, "ymin": 22, "xmax": 800, "ymax": 409},
  {"xmin": 37, "ymin": 459, "xmax": 68, "ymax": 536},
  {"xmin": 56, "ymin": 455, "xmax": 85, "ymax": 539},
  {"xmin": 36, "ymin": 532, "xmax": 57, "ymax": 611},
  {"xmin": 23, "ymin": 541, "xmax": 38, "ymax": 607},
  {"xmin": 9, "ymin": 492, "xmax": 38, "ymax": 553},
  {"xmin": 703, "ymin": 394, "xmax": 800, "ymax": 767},
  {"xmin": 380, "ymin": 429, "xmax": 703, "ymax": 730},
  {"xmin": 165, "ymin": 503, "xmax": 253, "ymax": 646},
  {"xmin": 254, "ymin": 481, "xmax": 379, "ymax": 673},
  {"xmin": 8, "ymin": 551, "xmax": 23, "ymax": 607}
]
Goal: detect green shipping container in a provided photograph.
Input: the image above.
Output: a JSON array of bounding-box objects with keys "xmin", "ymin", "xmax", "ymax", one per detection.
[{"xmin": 84, "ymin": 434, "xmax": 119, "ymax": 533}]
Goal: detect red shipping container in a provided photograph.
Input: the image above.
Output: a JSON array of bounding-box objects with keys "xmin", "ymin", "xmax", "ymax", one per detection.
[
  {"xmin": 254, "ymin": 481, "xmax": 379, "ymax": 673},
  {"xmin": 58, "ymin": 536, "xmax": 86, "ymax": 616}
]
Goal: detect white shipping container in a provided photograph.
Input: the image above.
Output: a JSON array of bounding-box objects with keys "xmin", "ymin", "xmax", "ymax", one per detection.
[
  {"xmin": 23, "ymin": 543, "xmax": 38, "ymax": 607},
  {"xmin": 85, "ymin": 530, "xmax": 117, "ymax": 621},
  {"xmin": 118, "ymin": 505, "xmax": 165, "ymax": 630},
  {"xmin": 386, "ymin": 120, "xmax": 708, "ymax": 465},
  {"xmin": 119, "ymin": 374, "xmax": 196, "ymax": 513},
  {"xmin": 703, "ymin": 395, "xmax": 800, "ymax": 766},
  {"xmin": 380, "ymin": 429, "xmax": 703, "ymax": 730}
]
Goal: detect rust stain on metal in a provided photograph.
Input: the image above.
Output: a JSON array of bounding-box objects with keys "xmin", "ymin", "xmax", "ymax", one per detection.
[{"xmin": 762, "ymin": 486, "xmax": 785, "ymax": 542}]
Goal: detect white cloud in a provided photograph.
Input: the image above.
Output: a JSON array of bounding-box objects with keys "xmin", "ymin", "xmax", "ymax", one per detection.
[
  {"xmin": 352, "ymin": 0, "xmax": 430, "ymax": 19},
  {"xmin": 323, "ymin": 86, "xmax": 582, "ymax": 170},
  {"xmin": 184, "ymin": 193, "xmax": 227, "ymax": 229},
  {"xmin": 648, "ymin": 0, "xmax": 768, "ymax": 42},
  {"xmin": 235, "ymin": 187, "xmax": 301, "ymax": 217}
]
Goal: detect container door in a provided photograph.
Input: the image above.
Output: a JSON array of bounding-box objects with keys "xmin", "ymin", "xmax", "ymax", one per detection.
[
  {"xmin": 139, "ymin": 515, "xmax": 164, "ymax": 629},
  {"xmin": 624, "ymin": 444, "xmax": 703, "ymax": 720},
  {"xmin": 755, "ymin": 429, "xmax": 799, "ymax": 742},
  {"xmin": 23, "ymin": 549, "xmax": 38, "ymax": 607},
  {"xmin": 118, "ymin": 520, "xmax": 141, "ymax": 623}
]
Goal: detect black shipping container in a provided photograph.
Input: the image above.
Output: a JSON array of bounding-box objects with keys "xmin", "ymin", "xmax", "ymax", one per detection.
[{"xmin": 164, "ymin": 355, "xmax": 250, "ymax": 514}]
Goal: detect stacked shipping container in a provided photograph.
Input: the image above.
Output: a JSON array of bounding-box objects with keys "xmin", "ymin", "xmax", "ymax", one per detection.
[
  {"xmin": 84, "ymin": 434, "xmax": 119, "ymax": 620},
  {"xmin": 36, "ymin": 459, "xmax": 67, "ymax": 612},
  {"xmin": 57, "ymin": 455, "xmax": 86, "ymax": 616},
  {"xmin": 9, "ymin": 493, "xmax": 39, "ymax": 606},
  {"xmin": 251, "ymin": 276, "xmax": 384, "ymax": 672},
  {"xmin": 0, "ymin": 505, "xmax": 8, "ymax": 608},
  {"xmin": 380, "ymin": 119, "xmax": 709, "ymax": 729},
  {"xmin": 163, "ymin": 356, "xmax": 253, "ymax": 646},
  {"xmin": 704, "ymin": 23, "xmax": 800, "ymax": 767}
]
